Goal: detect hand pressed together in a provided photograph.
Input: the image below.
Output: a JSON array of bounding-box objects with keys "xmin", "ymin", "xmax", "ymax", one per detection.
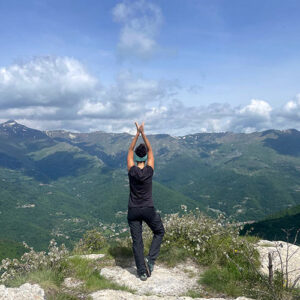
[{"xmin": 135, "ymin": 121, "xmax": 145, "ymax": 134}]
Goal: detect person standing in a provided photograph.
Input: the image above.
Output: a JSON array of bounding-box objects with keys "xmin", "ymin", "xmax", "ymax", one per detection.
[{"xmin": 127, "ymin": 122, "xmax": 165, "ymax": 281}]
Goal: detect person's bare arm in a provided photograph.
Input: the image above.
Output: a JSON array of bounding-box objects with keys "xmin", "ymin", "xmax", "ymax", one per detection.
[
  {"xmin": 127, "ymin": 122, "xmax": 140, "ymax": 172},
  {"xmin": 139, "ymin": 122, "xmax": 154, "ymax": 170}
]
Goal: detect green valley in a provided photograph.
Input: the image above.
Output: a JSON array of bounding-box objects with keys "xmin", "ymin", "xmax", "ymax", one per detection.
[{"xmin": 0, "ymin": 120, "xmax": 300, "ymax": 252}]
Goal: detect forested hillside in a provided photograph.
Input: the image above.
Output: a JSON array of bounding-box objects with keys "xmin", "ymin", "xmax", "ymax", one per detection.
[{"xmin": 0, "ymin": 120, "xmax": 300, "ymax": 250}]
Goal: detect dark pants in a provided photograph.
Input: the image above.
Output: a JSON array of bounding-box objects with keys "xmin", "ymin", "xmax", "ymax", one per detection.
[{"xmin": 127, "ymin": 206, "xmax": 165, "ymax": 276}]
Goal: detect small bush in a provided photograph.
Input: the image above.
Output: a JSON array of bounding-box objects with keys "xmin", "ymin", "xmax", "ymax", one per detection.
[
  {"xmin": 73, "ymin": 229, "xmax": 106, "ymax": 253},
  {"xmin": 139, "ymin": 208, "xmax": 266, "ymax": 298},
  {"xmin": 0, "ymin": 239, "xmax": 68, "ymax": 284},
  {"xmin": 141, "ymin": 207, "xmax": 259, "ymax": 269}
]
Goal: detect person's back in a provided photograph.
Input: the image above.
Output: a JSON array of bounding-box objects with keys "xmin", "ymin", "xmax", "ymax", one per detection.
[
  {"xmin": 126, "ymin": 122, "xmax": 165, "ymax": 281},
  {"xmin": 128, "ymin": 164, "xmax": 153, "ymax": 208}
]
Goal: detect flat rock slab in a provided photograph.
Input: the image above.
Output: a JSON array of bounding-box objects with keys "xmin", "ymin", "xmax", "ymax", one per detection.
[
  {"xmin": 0, "ymin": 283, "xmax": 45, "ymax": 300},
  {"xmin": 100, "ymin": 260, "xmax": 202, "ymax": 296},
  {"xmin": 63, "ymin": 277, "xmax": 84, "ymax": 288},
  {"xmin": 256, "ymin": 240, "xmax": 300, "ymax": 287},
  {"xmin": 69, "ymin": 254, "xmax": 105, "ymax": 260},
  {"xmin": 90, "ymin": 289, "xmax": 253, "ymax": 300}
]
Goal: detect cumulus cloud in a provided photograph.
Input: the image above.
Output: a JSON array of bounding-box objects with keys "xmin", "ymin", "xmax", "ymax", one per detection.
[
  {"xmin": 0, "ymin": 56, "xmax": 98, "ymax": 110},
  {"xmin": 281, "ymin": 95, "xmax": 300, "ymax": 119},
  {"xmin": 77, "ymin": 71, "xmax": 179, "ymax": 121},
  {"xmin": 239, "ymin": 99, "xmax": 272, "ymax": 118},
  {"xmin": 112, "ymin": 0, "xmax": 163, "ymax": 60},
  {"xmin": 1, "ymin": 56, "xmax": 300, "ymax": 135},
  {"xmin": 228, "ymin": 99, "xmax": 273, "ymax": 133}
]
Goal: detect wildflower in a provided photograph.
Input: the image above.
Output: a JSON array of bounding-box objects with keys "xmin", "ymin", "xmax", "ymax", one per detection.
[{"xmin": 180, "ymin": 204, "xmax": 187, "ymax": 212}]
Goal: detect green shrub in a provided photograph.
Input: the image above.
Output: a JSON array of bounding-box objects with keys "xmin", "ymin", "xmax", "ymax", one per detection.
[
  {"xmin": 74, "ymin": 229, "xmax": 106, "ymax": 253},
  {"xmin": 0, "ymin": 239, "xmax": 68, "ymax": 284},
  {"xmin": 140, "ymin": 208, "xmax": 268, "ymax": 298},
  {"xmin": 141, "ymin": 208, "xmax": 259, "ymax": 269}
]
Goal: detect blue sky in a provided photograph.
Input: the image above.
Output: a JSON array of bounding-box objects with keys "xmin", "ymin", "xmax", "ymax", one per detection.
[{"xmin": 0, "ymin": 0, "xmax": 300, "ymax": 134}]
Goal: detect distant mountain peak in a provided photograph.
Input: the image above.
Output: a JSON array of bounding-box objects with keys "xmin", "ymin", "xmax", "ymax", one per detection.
[
  {"xmin": 282, "ymin": 128, "xmax": 299, "ymax": 134},
  {"xmin": 2, "ymin": 120, "xmax": 18, "ymax": 127},
  {"xmin": 0, "ymin": 120, "xmax": 48, "ymax": 139}
]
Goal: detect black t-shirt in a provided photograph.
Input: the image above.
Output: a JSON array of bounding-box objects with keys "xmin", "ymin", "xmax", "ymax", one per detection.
[{"xmin": 128, "ymin": 165, "xmax": 154, "ymax": 208}]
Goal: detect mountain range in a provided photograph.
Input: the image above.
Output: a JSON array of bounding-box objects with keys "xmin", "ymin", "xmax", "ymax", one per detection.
[{"xmin": 0, "ymin": 120, "xmax": 300, "ymax": 251}]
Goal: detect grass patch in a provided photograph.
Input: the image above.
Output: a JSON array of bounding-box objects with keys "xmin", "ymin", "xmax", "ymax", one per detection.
[
  {"xmin": 63, "ymin": 256, "xmax": 134, "ymax": 293},
  {"xmin": 184, "ymin": 289, "xmax": 207, "ymax": 298},
  {"xmin": 241, "ymin": 235, "xmax": 260, "ymax": 244},
  {"xmin": 200, "ymin": 265, "xmax": 245, "ymax": 297},
  {"xmin": 157, "ymin": 245, "xmax": 190, "ymax": 267},
  {"xmin": 259, "ymin": 242, "xmax": 275, "ymax": 247},
  {"xmin": 5, "ymin": 268, "xmax": 63, "ymax": 290}
]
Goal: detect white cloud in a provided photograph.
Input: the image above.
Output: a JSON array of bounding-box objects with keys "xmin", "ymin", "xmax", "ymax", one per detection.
[
  {"xmin": 1, "ymin": 56, "xmax": 300, "ymax": 135},
  {"xmin": 239, "ymin": 99, "xmax": 272, "ymax": 119},
  {"xmin": 76, "ymin": 71, "xmax": 179, "ymax": 122},
  {"xmin": 107, "ymin": 71, "xmax": 179, "ymax": 103},
  {"xmin": 0, "ymin": 56, "xmax": 98, "ymax": 110},
  {"xmin": 0, "ymin": 106, "xmax": 58, "ymax": 118},
  {"xmin": 112, "ymin": 0, "xmax": 163, "ymax": 60},
  {"xmin": 282, "ymin": 95, "xmax": 300, "ymax": 118},
  {"xmin": 273, "ymin": 95, "xmax": 300, "ymax": 129},
  {"xmin": 77, "ymin": 101, "xmax": 113, "ymax": 117},
  {"xmin": 227, "ymin": 99, "xmax": 273, "ymax": 133},
  {"xmin": 284, "ymin": 100, "xmax": 297, "ymax": 112}
]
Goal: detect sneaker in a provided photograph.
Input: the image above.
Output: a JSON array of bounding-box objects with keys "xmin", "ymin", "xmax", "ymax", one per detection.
[
  {"xmin": 139, "ymin": 273, "xmax": 148, "ymax": 281},
  {"xmin": 145, "ymin": 256, "xmax": 154, "ymax": 277}
]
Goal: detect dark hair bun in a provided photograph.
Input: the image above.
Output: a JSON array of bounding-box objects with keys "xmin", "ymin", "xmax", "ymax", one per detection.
[{"xmin": 135, "ymin": 143, "xmax": 147, "ymax": 157}]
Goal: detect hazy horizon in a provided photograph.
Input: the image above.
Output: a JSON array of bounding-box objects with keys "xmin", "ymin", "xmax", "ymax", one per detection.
[{"xmin": 1, "ymin": 119, "xmax": 299, "ymax": 137}]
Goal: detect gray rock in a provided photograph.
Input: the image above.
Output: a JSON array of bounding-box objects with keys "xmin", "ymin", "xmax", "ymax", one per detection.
[
  {"xmin": 63, "ymin": 277, "xmax": 84, "ymax": 288},
  {"xmin": 69, "ymin": 253, "xmax": 105, "ymax": 260},
  {"xmin": 0, "ymin": 283, "xmax": 45, "ymax": 299},
  {"xmin": 99, "ymin": 259, "xmax": 202, "ymax": 296},
  {"xmin": 90, "ymin": 289, "xmax": 254, "ymax": 300},
  {"xmin": 256, "ymin": 240, "xmax": 300, "ymax": 287}
]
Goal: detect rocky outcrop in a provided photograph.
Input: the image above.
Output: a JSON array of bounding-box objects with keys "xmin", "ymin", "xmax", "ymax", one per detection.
[
  {"xmin": 90, "ymin": 289, "xmax": 253, "ymax": 300},
  {"xmin": 99, "ymin": 259, "xmax": 202, "ymax": 296},
  {"xmin": 0, "ymin": 283, "xmax": 44, "ymax": 300},
  {"xmin": 1, "ymin": 239, "xmax": 299, "ymax": 299},
  {"xmin": 256, "ymin": 240, "xmax": 300, "ymax": 287}
]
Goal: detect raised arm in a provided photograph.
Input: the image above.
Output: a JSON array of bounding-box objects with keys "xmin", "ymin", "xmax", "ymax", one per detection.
[
  {"xmin": 139, "ymin": 122, "xmax": 154, "ymax": 170},
  {"xmin": 127, "ymin": 122, "xmax": 140, "ymax": 171}
]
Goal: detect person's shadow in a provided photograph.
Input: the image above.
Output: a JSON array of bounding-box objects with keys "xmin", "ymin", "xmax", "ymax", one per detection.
[
  {"xmin": 107, "ymin": 242, "xmax": 150, "ymax": 278},
  {"xmin": 108, "ymin": 243, "xmax": 135, "ymax": 268},
  {"xmin": 124, "ymin": 266, "xmax": 140, "ymax": 278}
]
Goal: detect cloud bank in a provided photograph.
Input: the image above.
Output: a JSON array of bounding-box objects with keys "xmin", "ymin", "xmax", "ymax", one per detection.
[
  {"xmin": 0, "ymin": 56, "xmax": 300, "ymax": 135},
  {"xmin": 112, "ymin": 0, "xmax": 163, "ymax": 60}
]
